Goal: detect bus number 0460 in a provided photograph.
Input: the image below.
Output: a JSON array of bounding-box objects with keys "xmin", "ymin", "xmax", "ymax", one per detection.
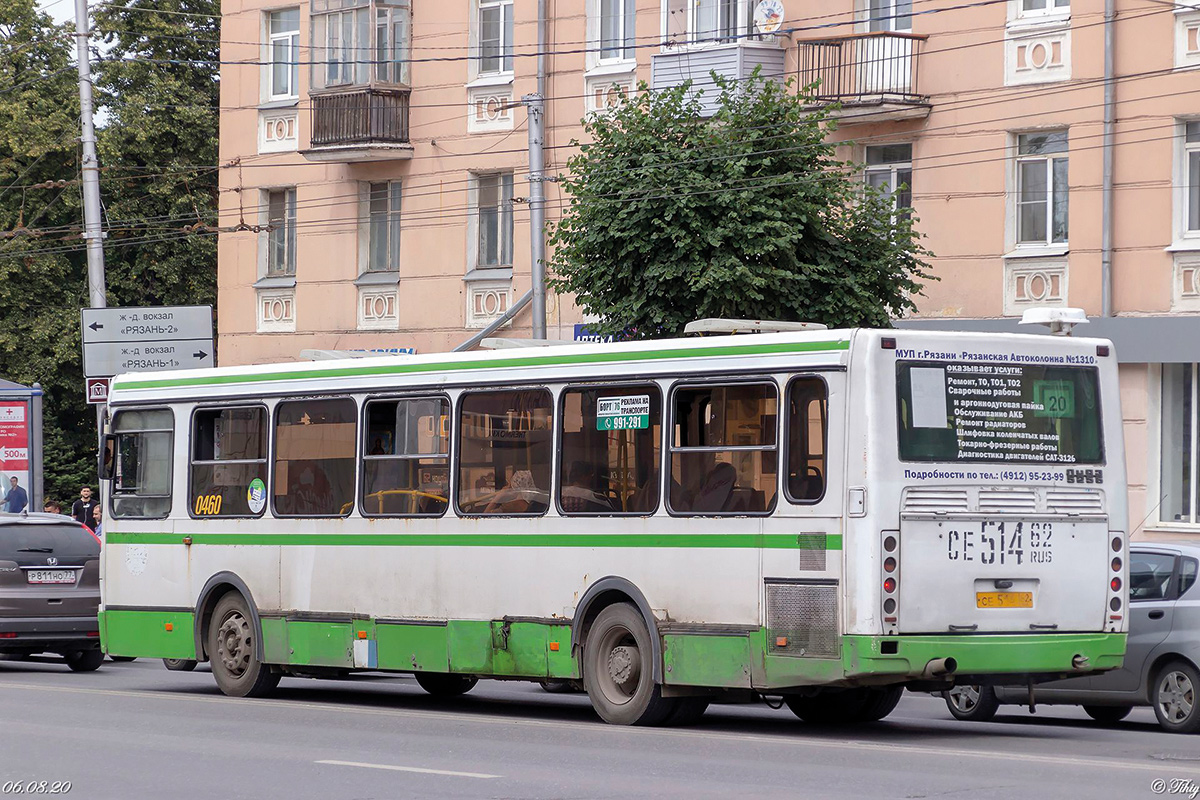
[{"xmin": 946, "ymin": 521, "xmax": 1053, "ymax": 565}]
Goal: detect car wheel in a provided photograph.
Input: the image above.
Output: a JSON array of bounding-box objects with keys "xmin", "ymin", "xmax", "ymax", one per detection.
[
  {"xmin": 109, "ymin": 656, "xmax": 136, "ymax": 663},
  {"xmin": 944, "ymin": 685, "xmax": 1000, "ymax": 722},
  {"xmin": 208, "ymin": 593, "xmax": 280, "ymax": 698},
  {"xmin": 785, "ymin": 689, "xmax": 869, "ymax": 724},
  {"xmin": 1152, "ymin": 661, "xmax": 1200, "ymax": 734},
  {"xmin": 163, "ymin": 658, "xmax": 198, "ymax": 672},
  {"xmin": 1083, "ymin": 705, "xmax": 1132, "ymax": 724},
  {"xmin": 64, "ymin": 649, "xmax": 104, "ymax": 672},
  {"xmin": 414, "ymin": 673, "xmax": 478, "ymax": 696},
  {"xmin": 582, "ymin": 603, "xmax": 678, "ymax": 726}
]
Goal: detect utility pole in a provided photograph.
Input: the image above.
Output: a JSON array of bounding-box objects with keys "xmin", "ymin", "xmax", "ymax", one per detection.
[
  {"xmin": 525, "ymin": 93, "xmax": 547, "ymax": 340},
  {"xmin": 74, "ymin": 0, "xmax": 108, "ymax": 449}
]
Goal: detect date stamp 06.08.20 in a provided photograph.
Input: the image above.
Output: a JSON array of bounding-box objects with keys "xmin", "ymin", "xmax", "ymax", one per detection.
[
  {"xmin": 1152, "ymin": 779, "xmax": 1200, "ymax": 799},
  {"xmin": 0, "ymin": 782, "xmax": 72, "ymax": 795}
]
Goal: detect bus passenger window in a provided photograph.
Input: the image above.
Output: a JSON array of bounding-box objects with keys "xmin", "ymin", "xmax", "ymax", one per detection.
[
  {"xmin": 786, "ymin": 379, "xmax": 827, "ymax": 503},
  {"xmin": 457, "ymin": 389, "xmax": 552, "ymax": 516},
  {"xmin": 190, "ymin": 407, "xmax": 268, "ymax": 518},
  {"xmin": 669, "ymin": 384, "xmax": 777, "ymax": 515},
  {"xmin": 558, "ymin": 386, "xmax": 661, "ymax": 515},
  {"xmin": 362, "ymin": 397, "xmax": 449, "ymax": 517},
  {"xmin": 273, "ymin": 398, "xmax": 357, "ymax": 517},
  {"xmin": 110, "ymin": 408, "xmax": 174, "ymax": 519}
]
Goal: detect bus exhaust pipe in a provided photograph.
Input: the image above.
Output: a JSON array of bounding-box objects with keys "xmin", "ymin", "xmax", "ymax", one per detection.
[{"xmin": 922, "ymin": 658, "xmax": 958, "ymax": 678}]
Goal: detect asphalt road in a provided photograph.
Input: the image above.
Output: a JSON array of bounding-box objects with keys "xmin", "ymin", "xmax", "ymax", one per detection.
[{"xmin": 0, "ymin": 657, "xmax": 1197, "ymax": 800}]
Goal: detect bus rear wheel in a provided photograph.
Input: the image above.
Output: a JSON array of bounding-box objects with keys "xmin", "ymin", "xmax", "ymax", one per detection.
[
  {"xmin": 583, "ymin": 603, "xmax": 677, "ymax": 726},
  {"xmin": 785, "ymin": 689, "xmax": 868, "ymax": 724},
  {"xmin": 856, "ymin": 686, "xmax": 903, "ymax": 722},
  {"xmin": 414, "ymin": 673, "xmax": 478, "ymax": 696},
  {"xmin": 208, "ymin": 593, "xmax": 280, "ymax": 698}
]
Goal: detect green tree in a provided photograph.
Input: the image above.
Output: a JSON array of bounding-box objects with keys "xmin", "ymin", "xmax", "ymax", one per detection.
[{"xmin": 548, "ymin": 74, "xmax": 933, "ymax": 338}]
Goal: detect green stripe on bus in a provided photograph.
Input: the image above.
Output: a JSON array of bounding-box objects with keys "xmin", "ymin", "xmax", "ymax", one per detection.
[
  {"xmin": 115, "ymin": 339, "xmax": 850, "ymax": 391},
  {"xmin": 103, "ymin": 531, "xmax": 843, "ymax": 549}
]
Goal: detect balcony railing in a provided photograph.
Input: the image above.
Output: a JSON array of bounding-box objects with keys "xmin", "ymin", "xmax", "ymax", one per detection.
[
  {"xmin": 310, "ymin": 88, "xmax": 410, "ymax": 148},
  {"xmin": 797, "ymin": 32, "xmax": 928, "ymax": 109}
]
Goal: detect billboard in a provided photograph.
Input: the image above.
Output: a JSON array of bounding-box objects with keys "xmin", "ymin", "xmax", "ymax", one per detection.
[{"xmin": 0, "ymin": 401, "xmax": 30, "ymax": 512}]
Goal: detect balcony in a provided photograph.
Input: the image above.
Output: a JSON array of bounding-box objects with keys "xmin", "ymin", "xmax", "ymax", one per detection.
[
  {"xmin": 797, "ymin": 32, "xmax": 930, "ymax": 124},
  {"xmin": 650, "ymin": 40, "xmax": 787, "ymax": 117},
  {"xmin": 302, "ymin": 88, "xmax": 413, "ymax": 163}
]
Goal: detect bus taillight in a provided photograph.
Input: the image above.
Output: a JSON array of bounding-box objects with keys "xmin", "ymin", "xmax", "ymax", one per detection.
[{"xmin": 881, "ymin": 531, "xmax": 900, "ymax": 634}]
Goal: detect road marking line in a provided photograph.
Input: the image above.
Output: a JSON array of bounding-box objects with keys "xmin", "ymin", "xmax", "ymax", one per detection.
[
  {"xmin": 316, "ymin": 759, "xmax": 500, "ymax": 779},
  {"xmin": 0, "ymin": 680, "xmax": 1195, "ymax": 776}
]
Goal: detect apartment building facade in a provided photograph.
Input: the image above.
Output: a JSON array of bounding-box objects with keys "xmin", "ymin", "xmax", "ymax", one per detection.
[{"xmin": 216, "ymin": 0, "xmax": 1200, "ymax": 536}]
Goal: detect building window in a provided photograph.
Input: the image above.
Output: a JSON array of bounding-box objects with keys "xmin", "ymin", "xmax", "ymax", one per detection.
[
  {"xmin": 1162, "ymin": 364, "xmax": 1198, "ymax": 525},
  {"xmin": 865, "ymin": 144, "xmax": 912, "ymax": 210},
  {"xmin": 479, "ymin": 0, "xmax": 514, "ymax": 74},
  {"xmin": 1015, "ymin": 131, "xmax": 1068, "ymax": 246},
  {"xmin": 266, "ymin": 188, "xmax": 297, "ymax": 277},
  {"xmin": 190, "ymin": 407, "xmax": 269, "ymax": 518},
  {"xmin": 311, "ymin": 0, "xmax": 410, "ymax": 90},
  {"xmin": 273, "ymin": 397, "xmax": 357, "ymax": 518},
  {"xmin": 268, "ymin": 8, "xmax": 300, "ymax": 99},
  {"xmin": 869, "ymin": 0, "xmax": 912, "ymax": 32},
  {"xmin": 457, "ymin": 389, "xmax": 553, "ymax": 516},
  {"xmin": 664, "ymin": 0, "xmax": 753, "ymax": 45},
  {"xmin": 1020, "ymin": 0, "xmax": 1069, "ymax": 16},
  {"xmin": 477, "ymin": 173, "xmax": 514, "ymax": 268},
  {"xmin": 366, "ymin": 181, "xmax": 401, "ymax": 272},
  {"xmin": 600, "ymin": 0, "xmax": 636, "ymax": 61},
  {"xmin": 1186, "ymin": 121, "xmax": 1200, "ymax": 234}
]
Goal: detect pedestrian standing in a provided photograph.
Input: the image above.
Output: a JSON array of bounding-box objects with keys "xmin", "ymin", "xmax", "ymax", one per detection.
[
  {"xmin": 92, "ymin": 504, "xmax": 103, "ymax": 542},
  {"xmin": 72, "ymin": 486, "xmax": 97, "ymax": 530},
  {"xmin": 43, "ymin": 500, "xmax": 62, "ymax": 515},
  {"xmin": 5, "ymin": 477, "xmax": 27, "ymax": 514}
]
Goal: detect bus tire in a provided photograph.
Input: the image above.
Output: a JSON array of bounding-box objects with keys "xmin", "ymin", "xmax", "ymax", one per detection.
[
  {"xmin": 163, "ymin": 658, "xmax": 198, "ymax": 672},
  {"xmin": 785, "ymin": 689, "xmax": 868, "ymax": 724},
  {"xmin": 414, "ymin": 673, "xmax": 478, "ymax": 697},
  {"xmin": 856, "ymin": 686, "xmax": 904, "ymax": 722},
  {"xmin": 582, "ymin": 603, "xmax": 677, "ymax": 726},
  {"xmin": 1083, "ymin": 705, "xmax": 1131, "ymax": 724},
  {"xmin": 1152, "ymin": 661, "xmax": 1200, "ymax": 734},
  {"xmin": 944, "ymin": 685, "xmax": 999, "ymax": 722},
  {"xmin": 208, "ymin": 593, "xmax": 280, "ymax": 698},
  {"xmin": 64, "ymin": 649, "xmax": 104, "ymax": 672},
  {"xmin": 109, "ymin": 656, "xmax": 137, "ymax": 663},
  {"xmin": 662, "ymin": 698, "xmax": 709, "ymax": 726}
]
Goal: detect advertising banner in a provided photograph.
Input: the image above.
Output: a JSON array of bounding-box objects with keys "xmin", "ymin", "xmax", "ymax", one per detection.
[{"xmin": 0, "ymin": 401, "xmax": 30, "ymax": 512}]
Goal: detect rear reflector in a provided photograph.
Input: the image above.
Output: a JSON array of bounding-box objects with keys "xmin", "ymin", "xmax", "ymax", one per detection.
[
  {"xmin": 0, "ymin": 632, "xmax": 17, "ymax": 639},
  {"xmin": 86, "ymin": 631, "xmax": 99, "ymax": 637}
]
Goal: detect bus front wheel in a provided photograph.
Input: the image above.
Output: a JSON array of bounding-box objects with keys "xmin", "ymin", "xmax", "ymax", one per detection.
[
  {"xmin": 208, "ymin": 593, "xmax": 280, "ymax": 698},
  {"xmin": 582, "ymin": 603, "xmax": 677, "ymax": 726}
]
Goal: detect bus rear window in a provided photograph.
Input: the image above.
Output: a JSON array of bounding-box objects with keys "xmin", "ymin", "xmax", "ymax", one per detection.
[{"xmin": 896, "ymin": 362, "xmax": 1103, "ymax": 464}]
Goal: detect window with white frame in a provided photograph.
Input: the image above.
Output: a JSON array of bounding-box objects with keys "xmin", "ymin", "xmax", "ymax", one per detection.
[
  {"xmin": 310, "ymin": 0, "xmax": 410, "ymax": 91},
  {"xmin": 1015, "ymin": 131, "xmax": 1068, "ymax": 246},
  {"xmin": 599, "ymin": 0, "xmax": 636, "ymax": 61},
  {"xmin": 266, "ymin": 188, "xmax": 297, "ymax": 276},
  {"xmin": 479, "ymin": 0, "xmax": 514, "ymax": 74},
  {"xmin": 365, "ymin": 181, "xmax": 401, "ymax": 272},
  {"xmin": 1161, "ymin": 363, "xmax": 1200, "ymax": 524},
  {"xmin": 1186, "ymin": 121, "xmax": 1200, "ymax": 235},
  {"xmin": 865, "ymin": 144, "xmax": 912, "ymax": 210},
  {"xmin": 869, "ymin": 0, "xmax": 912, "ymax": 32},
  {"xmin": 1019, "ymin": 0, "xmax": 1070, "ymax": 17},
  {"xmin": 663, "ymin": 0, "xmax": 754, "ymax": 45},
  {"xmin": 476, "ymin": 173, "xmax": 514, "ymax": 268},
  {"xmin": 268, "ymin": 9, "xmax": 300, "ymax": 99}
]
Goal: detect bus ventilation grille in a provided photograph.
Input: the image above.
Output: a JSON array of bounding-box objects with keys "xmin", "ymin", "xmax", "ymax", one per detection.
[{"xmin": 765, "ymin": 581, "xmax": 838, "ymax": 658}]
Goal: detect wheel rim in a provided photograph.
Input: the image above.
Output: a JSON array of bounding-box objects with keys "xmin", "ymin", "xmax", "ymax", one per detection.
[
  {"xmin": 1157, "ymin": 671, "xmax": 1195, "ymax": 724},
  {"xmin": 948, "ymin": 685, "xmax": 980, "ymax": 713},
  {"xmin": 594, "ymin": 624, "xmax": 642, "ymax": 706},
  {"xmin": 216, "ymin": 610, "xmax": 253, "ymax": 678}
]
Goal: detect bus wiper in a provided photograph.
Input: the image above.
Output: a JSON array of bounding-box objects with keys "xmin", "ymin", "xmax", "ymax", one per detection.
[{"xmin": 18, "ymin": 547, "xmax": 53, "ymax": 553}]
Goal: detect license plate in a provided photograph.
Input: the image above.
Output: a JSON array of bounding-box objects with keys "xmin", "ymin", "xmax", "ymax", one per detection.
[
  {"xmin": 976, "ymin": 591, "xmax": 1033, "ymax": 609},
  {"xmin": 26, "ymin": 570, "xmax": 76, "ymax": 584}
]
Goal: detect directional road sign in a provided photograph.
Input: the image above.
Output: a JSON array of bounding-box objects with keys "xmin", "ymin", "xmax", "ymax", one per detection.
[{"xmin": 81, "ymin": 306, "xmax": 214, "ymax": 378}]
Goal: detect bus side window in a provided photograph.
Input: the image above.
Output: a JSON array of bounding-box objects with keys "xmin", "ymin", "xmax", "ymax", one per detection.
[
  {"xmin": 361, "ymin": 397, "xmax": 450, "ymax": 517},
  {"xmin": 110, "ymin": 408, "xmax": 174, "ymax": 519},
  {"xmin": 457, "ymin": 389, "xmax": 552, "ymax": 517},
  {"xmin": 669, "ymin": 383, "xmax": 777, "ymax": 516},
  {"xmin": 190, "ymin": 406, "xmax": 269, "ymax": 518},
  {"xmin": 272, "ymin": 398, "xmax": 357, "ymax": 518},
  {"xmin": 786, "ymin": 379, "xmax": 827, "ymax": 503},
  {"xmin": 558, "ymin": 385, "xmax": 661, "ymax": 516}
]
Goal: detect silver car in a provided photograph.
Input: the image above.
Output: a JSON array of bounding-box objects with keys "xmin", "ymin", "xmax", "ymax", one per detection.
[{"xmin": 945, "ymin": 542, "xmax": 1200, "ymax": 733}]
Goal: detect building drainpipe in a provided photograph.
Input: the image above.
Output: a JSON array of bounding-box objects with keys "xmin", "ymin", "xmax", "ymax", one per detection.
[
  {"xmin": 527, "ymin": 0, "xmax": 549, "ymax": 340},
  {"xmin": 1100, "ymin": 0, "xmax": 1115, "ymax": 317}
]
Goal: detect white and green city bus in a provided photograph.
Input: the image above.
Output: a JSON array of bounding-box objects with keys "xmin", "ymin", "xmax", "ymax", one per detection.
[{"xmin": 98, "ymin": 325, "xmax": 1129, "ymax": 725}]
